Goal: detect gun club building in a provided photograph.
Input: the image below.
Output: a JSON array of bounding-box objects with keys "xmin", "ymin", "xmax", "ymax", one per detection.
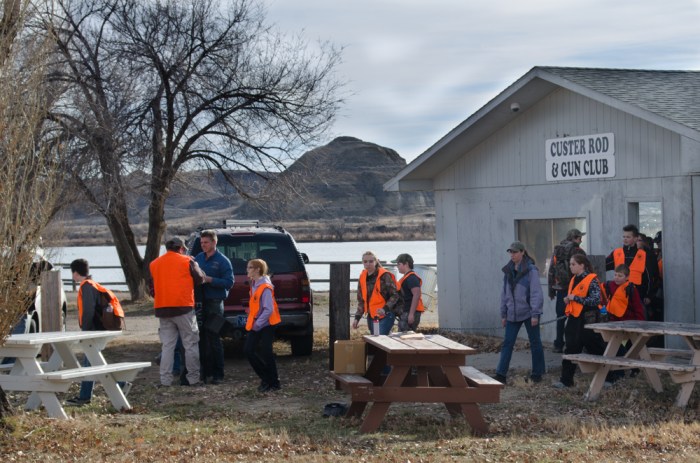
[{"xmin": 386, "ymin": 67, "xmax": 700, "ymax": 341}]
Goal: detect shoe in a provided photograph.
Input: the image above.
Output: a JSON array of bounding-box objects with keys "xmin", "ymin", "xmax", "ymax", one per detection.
[
  {"xmin": 552, "ymin": 381, "xmax": 570, "ymax": 389},
  {"xmin": 553, "ymin": 346, "xmax": 564, "ymax": 353},
  {"xmin": 65, "ymin": 397, "xmax": 90, "ymax": 407},
  {"xmin": 493, "ymin": 374, "xmax": 506, "ymax": 384},
  {"xmin": 603, "ymin": 381, "xmax": 613, "ymax": 389},
  {"xmin": 184, "ymin": 381, "xmax": 203, "ymax": 388},
  {"xmin": 529, "ymin": 375, "xmax": 542, "ymax": 383},
  {"xmin": 268, "ymin": 382, "xmax": 281, "ymax": 391},
  {"xmin": 257, "ymin": 381, "xmax": 269, "ymax": 392},
  {"xmin": 155, "ymin": 382, "xmax": 172, "ymax": 389},
  {"xmin": 210, "ymin": 378, "xmax": 222, "ymax": 385}
]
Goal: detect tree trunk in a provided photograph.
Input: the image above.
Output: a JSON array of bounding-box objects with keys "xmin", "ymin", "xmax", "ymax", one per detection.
[
  {"xmin": 0, "ymin": 386, "xmax": 12, "ymax": 419},
  {"xmin": 104, "ymin": 199, "xmax": 147, "ymax": 301}
]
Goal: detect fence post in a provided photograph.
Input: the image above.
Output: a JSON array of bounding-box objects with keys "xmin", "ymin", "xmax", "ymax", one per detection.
[
  {"xmin": 40, "ymin": 269, "xmax": 63, "ymax": 360},
  {"xmin": 328, "ymin": 262, "xmax": 351, "ymax": 370}
]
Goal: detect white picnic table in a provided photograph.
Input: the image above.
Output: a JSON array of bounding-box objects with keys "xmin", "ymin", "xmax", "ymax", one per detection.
[{"xmin": 0, "ymin": 331, "xmax": 150, "ymax": 419}]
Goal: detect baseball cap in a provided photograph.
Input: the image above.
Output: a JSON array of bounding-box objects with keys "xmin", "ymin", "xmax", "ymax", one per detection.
[
  {"xmin": 566, "ymin": 228, "xmax": 586, "ymax": 240},
  {"xmin": 507, "ymin": 241, "xmax": 525, "ymax": 253},
  {"xmin": 391, "ymin": 253, "xmax": 414, "ymax": 266},
  {"xmin": 166, "ymin": 236, "xmax": 186, "ymax": 249}
]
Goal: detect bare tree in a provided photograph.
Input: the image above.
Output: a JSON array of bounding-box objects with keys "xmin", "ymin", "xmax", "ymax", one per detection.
[
  {"xmin": 0, "ymin": 0, "xmax": 62, "ymax": 418},
  {"xmin": 45, "ymin": 0, "xmax": 342, "ymax": 300}
]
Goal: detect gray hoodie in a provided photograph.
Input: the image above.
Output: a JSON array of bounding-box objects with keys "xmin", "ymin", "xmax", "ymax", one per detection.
[{"xmin": 500, "ymin": 256, "xmax": 544, "ymax": 322}]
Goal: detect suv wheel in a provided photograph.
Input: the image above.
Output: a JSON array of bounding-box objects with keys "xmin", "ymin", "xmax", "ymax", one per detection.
[{"xmin": 290, "ymin": 334, "xmax": 313, "ymax": 356}]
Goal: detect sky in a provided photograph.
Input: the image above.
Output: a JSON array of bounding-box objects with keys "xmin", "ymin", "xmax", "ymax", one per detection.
[{"xmin": 263, "ymin": 0, "xmax": 700, "ymax": 163}]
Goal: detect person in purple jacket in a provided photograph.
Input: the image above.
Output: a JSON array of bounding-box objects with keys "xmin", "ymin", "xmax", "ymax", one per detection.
[
  {"xmin": 494, "ymin": 241, "xmax": 545, "ymax": 385},
  {"xmin": 244, "ymin": 258, "xmax": 281, "ymax": 393}
]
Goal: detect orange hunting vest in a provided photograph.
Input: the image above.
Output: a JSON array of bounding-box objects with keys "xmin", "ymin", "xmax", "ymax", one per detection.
[
  {"xmin": 613, "ymin": 248, "xmax": 646, "ymax": 286},
  {"xmin": 149, "ymin": 251, "xmax": 196, "ymax": 310},
  {"xmin": 397, "ymin": 271, "xmax": 425, "ymax": 312},
  {"xmin": 658, "ymin": 258, "xmax": 663, "ymax": 280},
  {"xmin": 246, "ymin": 282, "xmax": 281, "ymax": 331},
  {"xmin": 359, "ymin": 267, "xmax": 396, "ymax": 319},
  {"xmin": 77, "ymin": 279, "xmax": 125, "ymax": 328},
  {"xmin": 607, "ymin": 281, "xmax": 631, "ymax": 318},
  {"xmin": 565, "ymin": 273, "xmax": 598, "ymax": 318}
]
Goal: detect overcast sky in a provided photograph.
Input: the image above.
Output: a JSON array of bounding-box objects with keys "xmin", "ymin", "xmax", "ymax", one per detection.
[{"xmin": 263, "ymin": 0, "xmax": 700, "ymax": 163}]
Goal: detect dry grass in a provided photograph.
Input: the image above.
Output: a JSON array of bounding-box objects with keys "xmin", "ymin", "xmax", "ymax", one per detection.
[{"xmin": 2, "ymin": 327, "xmax": 700, "ymax": 462}]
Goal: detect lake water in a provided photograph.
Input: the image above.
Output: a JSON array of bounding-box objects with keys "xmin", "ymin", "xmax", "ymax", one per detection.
[{"xmin": 47, "ymin": 241, "xmax": 437, "ymax": 291}]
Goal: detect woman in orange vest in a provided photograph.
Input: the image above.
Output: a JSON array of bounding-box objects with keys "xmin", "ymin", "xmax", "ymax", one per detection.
[
  {"xmin": 352, "ymin": 251, "xmax": 400, "ymax": 335},
  {"xmin": 553, "ymin": 254, "xmax": 608, "ymax": 389},
  {"xmin": 244, "ymin": 258, "xmax": 281, "ymax": 392}
]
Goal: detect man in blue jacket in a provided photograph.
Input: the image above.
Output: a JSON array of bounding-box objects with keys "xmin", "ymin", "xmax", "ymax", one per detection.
[{"xmin": 195, "ymin": 230, "xmax": 234, "ymax": 385}]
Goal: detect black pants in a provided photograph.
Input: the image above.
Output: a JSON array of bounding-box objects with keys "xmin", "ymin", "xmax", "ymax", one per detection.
[
  {"xmin": 244, "ymin": 325, "xmax": 279, "ymax": 387},
  {"xmin": 560, "ymin": 312, "xmax": 608, "ymax": 386},
  {"xmin": 554, "ymin": 290, "xmax": 566, "ymax": 349}
]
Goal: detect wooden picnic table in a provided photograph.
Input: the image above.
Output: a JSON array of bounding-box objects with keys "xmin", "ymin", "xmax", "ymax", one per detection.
[
  {"xmin": 0, "ymin": 331, "xmax": 150, "ymax": 419},
  {"xmin": 563, "ymin": 321, "xmax": 700, "ymax": 407},
  {"xmin": 330, "ymin": 333, "xmax": 503, "ymax": 434}
]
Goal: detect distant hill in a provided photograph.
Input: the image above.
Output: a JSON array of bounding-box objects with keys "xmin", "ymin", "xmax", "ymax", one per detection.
[{"xmin": 47, "ymin": 137, "xmax": 434, "ymax": 244}]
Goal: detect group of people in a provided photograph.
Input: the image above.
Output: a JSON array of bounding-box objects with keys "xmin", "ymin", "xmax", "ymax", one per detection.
[
  {"xmin": 494, "ymin": 224, "xmax": 664, "ymax": 389},
  {"xmin": 352, "ymin": 251, "xmax": 426, "ymax": 335},
  {"xmin": 68, "ymin": 229, "xmax": 284, "ymax": 406}
]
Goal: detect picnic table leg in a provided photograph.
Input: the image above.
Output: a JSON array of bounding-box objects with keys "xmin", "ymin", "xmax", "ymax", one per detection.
[
  {"xmin": 15, "ymin": 355, "xmax": 69, "ymax": 418},
  {"xmin": 674, "ymin": 382, "xmax": 696, "ymax": 407},
  {"xmin": 359, "ymin": 366, "xmax": 409, "ymax": 433},
  {"xmin": 346, "ymin": 401, "xmax": 367, "ymax": 418},
  {"xmin": 584, "ymin": 365, "xmax": 611, "ymax": 401},
  {"xmin": 459, "ymin": 403, "xmax": 489, "ymax": 435},
  {"xmin": 100, "ymin": 374, "xmax": 131, "ymax": 411},
  {"xmin": 426, "ymin": 366, "xmax": 461, "ymax": 417},
  {"xmin": 36, "ymin": 392, "xmax": 69, "ymax": 419}
]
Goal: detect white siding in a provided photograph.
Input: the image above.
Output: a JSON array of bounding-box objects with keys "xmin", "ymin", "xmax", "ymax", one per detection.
[{"xmin": 435, "ymin": 88, "xmax": 682, "ymax": 191}]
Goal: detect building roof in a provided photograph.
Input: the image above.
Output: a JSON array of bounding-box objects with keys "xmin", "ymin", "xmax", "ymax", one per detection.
[
  {"xmin": 540, "ymin": 67, "xmax": 700, "ymax": 132},
  {"xmin": 386, "ymin": 66, "xmax": 700, "ymax": 192}
]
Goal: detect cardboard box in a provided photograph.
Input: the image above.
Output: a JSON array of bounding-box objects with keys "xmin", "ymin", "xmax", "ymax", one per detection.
[{"xmin": 333, "ymin": 340, "xmax": 366, "ymax": 374}]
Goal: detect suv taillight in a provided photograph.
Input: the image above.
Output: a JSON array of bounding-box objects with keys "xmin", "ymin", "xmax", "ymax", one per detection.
[{"xmin": 301, "ymin": 278, "xmax": 311, "ymax": 304}]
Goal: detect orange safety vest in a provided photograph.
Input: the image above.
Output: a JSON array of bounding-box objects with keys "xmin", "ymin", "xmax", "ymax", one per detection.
[
  {"xmin": 359, "ymin": 267, "xmax": 396, "ymax": 319},
  {"xmin": 613, "ymin": 247, "xmax": 646, "ymax": 286},
  {"xmin": 77, "ymin": 279, "xmax": 125, "ymax": 328},
  {"xmin": 607, "ymin": 281, "xmax": 631, "ymax": 318},
  {"xmin": 565, "ymin": 273, "xmax": 598, "ymax": 318},
  {"xmin": 658, "ymin": 257, "xmax": 663, "ymax": 280},
  {"xmin": 397, "ymin": 271, "xmax": 425, "ymax": 312},
  {"xmin": 149, "ymin": 251, "xmax": 196, "ymax": 310},
  {"xmin": 246, "ymin": 282, "xmax": 281, "ymax": 331}
]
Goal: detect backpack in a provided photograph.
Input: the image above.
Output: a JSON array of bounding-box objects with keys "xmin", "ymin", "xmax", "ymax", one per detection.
[
  {"xmin": 97, "ymin": 288, "xmax": 126, "ymax": 331},
  {"xmin": 552, "ymin": 242, "xmax": 582, "ymax": 286}
]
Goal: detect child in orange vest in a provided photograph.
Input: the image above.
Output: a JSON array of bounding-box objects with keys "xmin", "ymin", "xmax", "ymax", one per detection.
[{"xmin": 604, "ymin": 264, "xmax": 645, "ymax": 322}]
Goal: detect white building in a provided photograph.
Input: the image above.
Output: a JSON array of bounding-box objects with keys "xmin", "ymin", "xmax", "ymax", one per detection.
[{"xmin": 386, "ymin": 67, "xmax": 700, "ymax": 341}]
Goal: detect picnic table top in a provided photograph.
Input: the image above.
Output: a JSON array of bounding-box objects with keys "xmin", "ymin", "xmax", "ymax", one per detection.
[
  {"xmin": 2, "ymin": 330, "xmax": 123, "ymax": 346},
  {"xmin": 586, "ymin": 321, "xmax": 700, "ymax": 338},
  {"xmin": 362, "ymin": 333, "xmax": 476, "ymax": 355}
]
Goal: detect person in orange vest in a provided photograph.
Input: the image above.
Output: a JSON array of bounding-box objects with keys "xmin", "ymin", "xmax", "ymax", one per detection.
[
  {"xmin": 150, "ymin": 237, "xmax": 206, "ymax": 387},
  {"xmin": 244, "ymin": 258, "xmax": 281, "ymax": 393},
  {"xmin": 605, "ymin": 265, "xmax": 645, "ymax": 322},
  {"xmin": 352, "ymin": 251, "xmax": 401, "ymax": 335},
  {"xmin": 553, "ymin": 254, "xmax": 608, "ymax": 389},
  {"xmin": 66, "ymin": 258, "xmax": 127, "ymax": 406},
  {"xmin": 605, "ymin": 224, "xmax": 656, "ymax": 311},
  {"xmin": 393, "ymin": 253, "xmax": 424, "ymax": 332}
]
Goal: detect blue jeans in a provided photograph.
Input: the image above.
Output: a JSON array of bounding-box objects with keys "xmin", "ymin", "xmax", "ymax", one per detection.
[
  {"xmin": 496, "ymin": 318, "xmax": 545, "ymax": 379},
  {"xmin": 365, "ymin": 312, "xmax": 396, "ymax": 335},
  {"xmin": 79, "ymin": 356, "xmax": 126, "ymax": 401}
]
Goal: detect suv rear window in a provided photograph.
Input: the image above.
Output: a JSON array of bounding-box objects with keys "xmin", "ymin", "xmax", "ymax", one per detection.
[{"xmin": 191, "ymin": 233, "xmax": 304, "ymax": 275}]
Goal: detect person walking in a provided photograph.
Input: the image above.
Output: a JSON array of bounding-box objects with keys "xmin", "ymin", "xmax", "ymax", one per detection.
[
  {"xmin": 195, "ymin": 230, "xmax": 234, "ymax": 385},
  {"xmin": 66, "ymin": 258, "xmax": 126, "ymax": 405},
  {"xmin": 494, "ymin": 241, "xmax": 545, "ymax": 384},
  {"xmin": 150, "ymin": 237, "xmax": 206, "ymax": 387},
  {"xmin": 547, "ymin": 229, "xmax": 586, "ymax": 353},
  {"xmin": 352, "ymin": 251, "xmax": 401, "ymax": 335},
  {"xmin": 553, "ymin": 254, "xmax": 608, "ymax": 389},
  {"xmin": 244, "ymin": 258, "xmax": 282, "ymax": 392}
]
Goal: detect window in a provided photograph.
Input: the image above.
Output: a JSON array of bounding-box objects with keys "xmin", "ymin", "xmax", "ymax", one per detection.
[{"xmin": 516, "ymin": 218, "xmax": 587, "ymax": 277}]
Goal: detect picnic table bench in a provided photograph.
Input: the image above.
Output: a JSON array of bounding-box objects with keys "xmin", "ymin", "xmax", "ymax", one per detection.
[
  {"xmin": 563, "ymin": 321, "xmax": 700, "ymax": 407},
  {"xmin": 331, "ymin": 334, "xmax": 503, "ymax": 434}
]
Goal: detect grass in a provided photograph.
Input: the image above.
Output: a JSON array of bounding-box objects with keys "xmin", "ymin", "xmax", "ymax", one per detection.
[{"xmin": 2, "ymin": 329, "xmax": 700, "ymax": 462}]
